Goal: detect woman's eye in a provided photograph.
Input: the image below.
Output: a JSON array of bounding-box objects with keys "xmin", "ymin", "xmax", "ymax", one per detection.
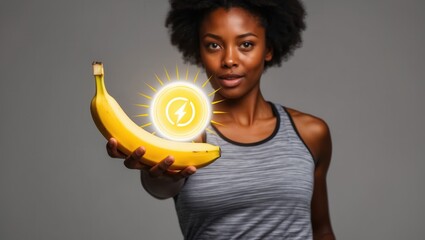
[
  {"xmin": 208, "ymin": 43, "xmax": 220, "ymax": 49},
  {"xmin": 240, "ymin": 42, "xmax": 253, "ymax": 49}
]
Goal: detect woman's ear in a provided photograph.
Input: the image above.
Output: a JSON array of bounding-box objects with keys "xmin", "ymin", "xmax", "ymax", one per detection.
[{"xmin": 265, "ymin": 46, "xmax": 273, "ymax": 62}]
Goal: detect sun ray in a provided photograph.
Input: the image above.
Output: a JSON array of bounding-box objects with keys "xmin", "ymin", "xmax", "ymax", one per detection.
[
  {"xmin": 193, "ymin": 69, "xmax": 200, "ymax": 83},
  {"xmin": 206, "ymin": 127, "xmax": 218, "ymax": 135},
  {"xmin": 208, "ymin": 87, "xmax": 221, "ymax": 97},
  {"xmin": 164, "ymin": 67, "xmax": 171, "ymax": 81},
  {"xmin": 212, "ymin": 99, "xmax": 225, "ymax": 105},
  {"xmin": 145, "ymin": 82, "xmax": 157, "ymax": 92},
  {"xmin": 134, "ymin": 104, "xmax": 150, "ymax": 108},
  {"xmin": 213, "ymin": 111, "xmax": 227, "ymax": 114},
  {"xmin": 202, "ymin": 75, "xmax": 212, "ymax": 88},
  {"xmin": 210, "ymin": 120, "xmax": 225, "ymax": 126},
  {"xmin": 139, "ymin": 92, "xmax": 152, "ymax": 100},
  {"xmin": 155, "ymin": 74, "xmax": 164, "ymax": 86},
  {"xmin": 176, "ymin": 65, "xmax": 179, "ymax": 80},
  {"xmin": 140, "ymin": 122, "xmax": 152, "ymax": 128},
  {"xmin": 136, "ymin": 113, "xmax": 149, "ymax": 117},
  {"xmin": 185, "ymin": 67, "xmax": 189, "ymax": 81}
]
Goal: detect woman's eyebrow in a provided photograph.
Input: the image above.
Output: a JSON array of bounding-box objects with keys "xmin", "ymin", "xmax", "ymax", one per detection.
[
  {"xmin": 236, "ymin": 33, "xmax": 258, "ymax": 39},
  {"xmin": 202, "ymin": 32, "xmax": 258, "ymax": 40},
  {"xmin": 202, "ymin": 33, "xmax": 222, "ymax": 40}
]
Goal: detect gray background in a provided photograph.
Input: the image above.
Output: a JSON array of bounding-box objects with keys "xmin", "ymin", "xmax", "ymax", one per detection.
[{"xmin": 1, "ymin": 0, "xmax": 424, "ymax": 239}]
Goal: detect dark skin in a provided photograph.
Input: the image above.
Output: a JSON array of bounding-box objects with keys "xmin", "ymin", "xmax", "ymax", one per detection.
[
  {"xmin": 108, "ymin": 6, "xmax": 334, "ymax": 239},
  {"xmin": 287, "ymin": 108, "xmax": 335, "ymax": 240},
  {"xmin": 199, "ymin": 7, "xmax": 335, "ymax": 239}
]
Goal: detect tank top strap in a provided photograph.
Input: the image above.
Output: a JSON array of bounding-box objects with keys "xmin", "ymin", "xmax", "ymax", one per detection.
[{"xmin": 273, "ymin": 102, "xmax": 316, "ymax": 164}]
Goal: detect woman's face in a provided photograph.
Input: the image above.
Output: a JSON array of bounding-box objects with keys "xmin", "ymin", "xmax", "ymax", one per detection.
[{"xmin": 199, "ymin": 7, "xmax": 272, "ymax": 100}]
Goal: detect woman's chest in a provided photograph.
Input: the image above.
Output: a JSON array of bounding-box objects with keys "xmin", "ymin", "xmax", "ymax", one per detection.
[{"xmin": 177, "ymin": 142, "xmax": 315, "ymax": 212}]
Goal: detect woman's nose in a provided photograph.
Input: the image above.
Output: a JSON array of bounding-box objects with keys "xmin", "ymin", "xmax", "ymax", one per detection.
[{"xmin": 222, "ymin": 48, "xmax": 238, "ymax": 68}]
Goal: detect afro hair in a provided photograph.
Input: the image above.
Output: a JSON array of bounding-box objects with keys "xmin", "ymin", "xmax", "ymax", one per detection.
[{"xmin": 165, "ymin": 0, "xmax": 306, "ymax": 69}]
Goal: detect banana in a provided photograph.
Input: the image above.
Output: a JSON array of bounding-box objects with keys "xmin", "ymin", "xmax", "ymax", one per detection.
[{"xmin": 90, "ymin": 62, "xmax": 220, "ymax": 169}]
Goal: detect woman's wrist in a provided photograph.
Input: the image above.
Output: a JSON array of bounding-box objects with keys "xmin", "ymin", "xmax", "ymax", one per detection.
[{"xmin": 140, "ymin": 170, "xmax": 185, "ymax": 199}]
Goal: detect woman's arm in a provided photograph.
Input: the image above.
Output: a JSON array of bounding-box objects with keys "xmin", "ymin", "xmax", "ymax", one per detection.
[{"xmin": 286, "ymin": 108, "xmax": 336, "ymax": 240}]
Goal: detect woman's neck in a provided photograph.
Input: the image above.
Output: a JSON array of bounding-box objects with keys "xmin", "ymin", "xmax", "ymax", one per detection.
[{"xmin": 212, "ymin": 89, "xmax": 272, "ymax": 127}]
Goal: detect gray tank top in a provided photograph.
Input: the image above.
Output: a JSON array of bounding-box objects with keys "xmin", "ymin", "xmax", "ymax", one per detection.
[{"xmin": 174, "ymin": 103, "xmax": 315, "ymax": 239}]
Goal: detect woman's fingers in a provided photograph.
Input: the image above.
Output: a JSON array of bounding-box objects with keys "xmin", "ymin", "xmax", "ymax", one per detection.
[
  {"xmin": 178, "ymin": 166, "xmax": 197, "ymax": 178},
  {"xmin": 107, "ymin": 140, "xmax": 197, "ymax": 180},
  {"xmin": 166, "ymin": 166, "xmax": 197, "ymax": 181},
  {"xmin": 149, "ymin": 156, "xmax": 175, "ymax": 177},
  {"xmin": 124, "ymin": 146, "xmax": 147, "ymax": 169},
  {"xmin": 147, "ymin": 155, "xmax": 198, "ymax": 179},
  {"xmin": 106, "ymin": 138, "xmax": 127, "ymax": 159}
]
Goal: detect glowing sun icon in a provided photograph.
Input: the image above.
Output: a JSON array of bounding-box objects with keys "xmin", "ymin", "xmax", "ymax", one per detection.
[{"xmin": 135, "ymin": 66, "xmax": 225, "ymax": 141}]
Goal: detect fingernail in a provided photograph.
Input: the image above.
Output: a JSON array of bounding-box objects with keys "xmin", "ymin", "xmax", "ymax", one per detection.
[
  {"xmin": 165, "ymin": 158, "xmax": 173, "ymax": 165},
  {"xmin": 135, "ymin": 148, "xmax": 144, "ymax": 158}
]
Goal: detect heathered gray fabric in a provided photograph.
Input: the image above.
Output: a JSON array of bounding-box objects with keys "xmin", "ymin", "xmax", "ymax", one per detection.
[{"xmin": 174, "ymin": 103, "xmax": 315, "ymax": 240}]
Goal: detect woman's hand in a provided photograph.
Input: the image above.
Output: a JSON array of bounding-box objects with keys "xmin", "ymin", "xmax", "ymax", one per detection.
[{"xmin": 106, "ymin": 138, "xmax": 197, "ymax": 181}]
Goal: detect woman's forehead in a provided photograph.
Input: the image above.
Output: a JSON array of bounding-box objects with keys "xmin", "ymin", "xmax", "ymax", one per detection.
[{"xmin": 200, "ymin": 7, "xmax": 264, "ymax": 35}]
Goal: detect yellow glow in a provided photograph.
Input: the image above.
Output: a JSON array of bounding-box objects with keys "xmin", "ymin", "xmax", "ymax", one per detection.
[
  {"xmin": 140, "ymin": 122, "xmax": 152, "ymax": 128},
  {"xmin": 151, "ymin": 81, "xmax": 211, "ymax": 141},
  {"xmin": 206, "ymin": 127, "xmax": 218, "ymax": 135},
  {"xmin": 164, "ymin": 67, "xmax": 171, "ymax": 81},
  {"xmin": 213, "ymin": 111, "xmax": 226, "ymax": 114},
  {"xmin": 135, "ymin": 104, "xmax": 150, "ymax": 108},
  {"xmin": 212, "ymin": 99, "xmax": 225, "ymax": 105},
  {"xmin": 208, "ymin": 87, "xmax": 221, "ymax": 97},
  {"xmin": 210, "ymin": 120, "xmax": 224, "ymax": 126},
  {"xmin": 145, "ymin": 83, "xmax": 157, "ymax": 92},
  {"xmin": 155, "ymin": 74, "xmax": 164, "ymax": 86},
  {"xmin": 139, "ymin": 93, "xmax": 152, "ymax": 100},
  {"xmin": 185, "ymin": 67, "xmax": 189, "ymax": 81},
  {"xmin": 193, "ymin": 69, "xmax": 200, "ymax": 83},
  {"xmin": 136, "ymin": 66, "xmax": 226, "ymax": 141},
  {"xmin": 202, "ymin": 75, "xmax": 212, "ymax": 88}
]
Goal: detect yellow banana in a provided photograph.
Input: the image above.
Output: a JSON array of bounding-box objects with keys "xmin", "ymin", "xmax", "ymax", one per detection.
[{"xmin": 90, "ymin": 62, "xmax": 220, "ymax": 169}]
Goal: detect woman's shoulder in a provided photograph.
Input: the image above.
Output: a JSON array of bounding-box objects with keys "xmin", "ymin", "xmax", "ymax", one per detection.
[
  {"xmin": 284, "ymin": 107, "xmax": 329, "ymax": 137},
  {"xmin": 283, "ymin": 106, "xmax": 332, "ymax": 163}
]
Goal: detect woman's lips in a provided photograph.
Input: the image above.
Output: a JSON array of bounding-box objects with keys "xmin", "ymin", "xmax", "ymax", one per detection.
[{"xmin": 218, "ymin": 74, "xmax": 243, "ymax": 88}]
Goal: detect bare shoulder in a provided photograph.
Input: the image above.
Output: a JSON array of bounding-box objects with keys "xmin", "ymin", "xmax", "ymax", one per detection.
[{"xmin": 285, "ymin": 107, "xmax": 332, "ymax": 163}]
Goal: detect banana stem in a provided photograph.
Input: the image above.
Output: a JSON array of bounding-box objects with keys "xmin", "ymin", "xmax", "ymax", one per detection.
[
  {"xmin": 92, "ymin": 62, "xmax": 107, "ymax": 96},
  {"xmin": 95, "ymin": 75, "xmax": 108, "ymax": 96}
]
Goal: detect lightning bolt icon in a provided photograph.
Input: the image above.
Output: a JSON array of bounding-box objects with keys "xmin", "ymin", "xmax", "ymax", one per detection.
[{"xmin": 174, "ymin": 102, "xmax": 188, "ymax": 125}]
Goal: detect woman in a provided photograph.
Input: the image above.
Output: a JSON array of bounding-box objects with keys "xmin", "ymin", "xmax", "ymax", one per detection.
[{"xmin": 107, "ymin": 0, "xmax": 335, "ymax": 239}]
